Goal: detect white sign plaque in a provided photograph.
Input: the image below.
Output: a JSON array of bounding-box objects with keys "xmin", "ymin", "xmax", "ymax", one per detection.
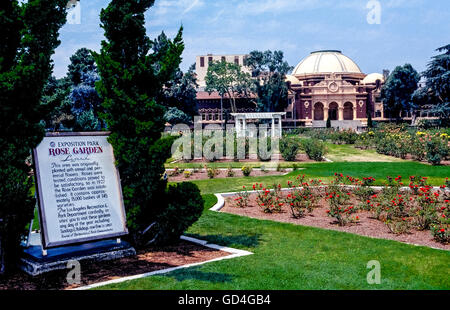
[{"xmin": 33, "ymin": 132, "xmax": 128, "ymax": 248}]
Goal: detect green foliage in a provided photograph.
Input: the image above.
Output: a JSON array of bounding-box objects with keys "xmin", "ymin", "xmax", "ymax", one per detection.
[
  {"xmin": 157, "ymin": 182, "xmax": 203, "ymax": 244},
  {"xmin": 67, "ymin": 47, "xmax": 96, "ymax": 85},
  {"xmin": 164, "ymin": 107, "xmax": 191, "ymax": 125},
  {"xmin": 422, "ymin": 44, "xmax": 450, "ymax": 122},
  {"xmin": 75, "ymin": 109, "xmax": 99, "ymax": 131},
  {"xmin": 93, "ymin": 0, "xmax": 201, "ymax": 246},
  {"xmin": 40, "ymin": 76, "xmax": 73, "ymax": 130},
  {"xmin": 280, "ymin": 136, "xmax": 300, "ymax": 161},
  {"xmin": 0, "ymin": 0, "xmax": 67, "ymax": 273},
  {"xmin": 381, "ymin": 64, "xmax": 420, "ymax": 121},
  {"xmin": 245, "ymin": 50, "xmax": 293, "ymax": 112},
  {"xmin": 302, "ymin": 139, "xmax": 326, "ymax": 161},
  {"xmin": 42, "ymin": 48, "xmax": 103, "ymax": 131},
  {"xmin": 241, "ymin": 166, "xmax": 252, "ymax": 177},
  {"xmin": 207, "ymin": 167, "xmax": 218, "ymax": 179},
  {"xmin": 426, "ymin": 135, "xmax": 449, "ymax": 165},
  {"xmin": 205, "ymin": 60, "xmax": 253, "ymax": 113},
  {"xmin": 159, "ymin": 61, "xmax": 198, "ymax": 122}
]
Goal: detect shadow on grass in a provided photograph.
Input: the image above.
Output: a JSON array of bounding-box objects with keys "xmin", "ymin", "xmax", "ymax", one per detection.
[
  {"xmin": 164, "ymin": 266, "xmax": 233, "ymax": 283},
  {"xmin": 185, "ymin": 233, "xmax": 261, "ymax": 248}
]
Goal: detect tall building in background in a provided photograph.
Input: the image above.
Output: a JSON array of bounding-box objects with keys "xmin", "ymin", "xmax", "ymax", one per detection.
[
  {"xmin": 195, "ymin": 54, "xmax": 256, "ymax": 125},
  {"xmin": 195, "ymin": 54, "xmax": 251, "ymax": 88}
]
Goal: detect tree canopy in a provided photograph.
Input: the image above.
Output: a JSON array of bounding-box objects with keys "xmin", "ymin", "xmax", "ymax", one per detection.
[
  {"xmin": 0, "ymin": 0, "xmax": 67, "ymax": 274},
  {"xmin": 381, "ymin": 64, "xmax": 420, "ymax": 121},
  {"xmin": 93, "ymin": 0, "xmax": 202, "ymax": 246},
  {"xmin": 67, "ymin": 47, "xmax": 97, "ymax": 85},
  {"xmin": 205, "ymin": 60, "xmax": 253, "ymax": 113},
  {"xmin": 245, "ymin": 50, "xmax": 293, "ymax": 112},
  {"xmin": 422, "ymin": 44, "xmax": 450, "ymax": 121}
]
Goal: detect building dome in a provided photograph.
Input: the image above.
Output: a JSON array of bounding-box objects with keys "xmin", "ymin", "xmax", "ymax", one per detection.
[
  {"xmin": 285, "ymin": 74, "xmax": 302, "ymax": 85},
  {"xmin": 362, "ymin": 73, "xmax": 384, "ymax": 84},
  {"xmin": 292, "ymin": 50, "xmax": 362, "ymax": 75}
]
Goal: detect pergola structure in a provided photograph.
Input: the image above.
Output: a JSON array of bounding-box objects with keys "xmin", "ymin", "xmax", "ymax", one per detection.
[{"xmin": 231, "ymin": 112, "xmax": 286, "ymax": 138}]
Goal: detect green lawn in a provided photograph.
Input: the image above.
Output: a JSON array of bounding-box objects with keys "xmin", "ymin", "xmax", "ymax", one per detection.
[
  {"xmin": 100, "ymin": 194, "xmax": 450, "ymax": 290},
  {"xmin": 325, "ymin": 143, "xmax": 406, "ymax": 162},
  {"xmin": 181, "ymin": 162, "xmax": 450, "ymax": 194}
]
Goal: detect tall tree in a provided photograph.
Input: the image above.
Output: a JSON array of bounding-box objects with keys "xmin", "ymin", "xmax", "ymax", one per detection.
[
  {"xmin": 67, "ymin": 47, "xmax": 97, "ymax": 85},
  {"xmin": 205, "ymin": 60, "xmax": 253, "ymax": 113},
  {"xmin": 245, "ymin": 50, "xmax": 293, "ymax": 112},
  {"xmin": 380, "ymin": 64, "xmax": 420, "ymax": 122},
  {"xmin": 0, "ymin": 0, "xmax": 67, "ymax": 274},
  {"xmin": 159, "ymin": 62, "xmax": 199, "ymax": 124},
  {"xmin": 42, "ymin": 48, "xmax": 103, "ymax": 131},
  {"xmin": 40, "ymin": 75, "xmax": 72, "ymax": 131},
  {"xmin": 422, "ymin": 44, "xmax": 450, "ymax": 122},
  {"xmin": 93, "ymin": 0, "xmax": 202, "ymax": 246},
  {"xmin": 70, "ymin": 70, "xmax": 103, "ymax": 131}
]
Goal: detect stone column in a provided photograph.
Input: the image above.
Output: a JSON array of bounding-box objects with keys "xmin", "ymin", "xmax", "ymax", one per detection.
[
  {"xmin": 278, "ymin": 116, "xmax": 282, "ymax": 137},
  {"xmin": 324, "ymin": 107, "xmax": 329, "ymax": 121},
  {"xmin": 353, "ymin": 105, "xmax": 357, "ymax": 120},
  {"xmin": 338, "ymin": 107, "xmax": 344, "ymax": 121},
  {"xmin": 271, "ymin": 117, "xmax": 275, "ymax": 137},
  {"xmin": 242, "ymin": 117, "xmax": 246, "ymax": 137}
]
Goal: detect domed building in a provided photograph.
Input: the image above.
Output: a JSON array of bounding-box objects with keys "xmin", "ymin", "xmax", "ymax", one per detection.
[{"xmin": 284, "ymin": 50, "xmax": 385, "ymax": 128}]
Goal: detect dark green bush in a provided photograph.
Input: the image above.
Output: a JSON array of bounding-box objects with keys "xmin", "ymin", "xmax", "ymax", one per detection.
[
  {"xmin": 302, "ymin": 138, "xmax": 326, "ymax": 161},
  {"xmin": 280, "ymin": 136, "xmax": 301, "ymax": 161},
  {"xmin": 157, "ymin": 182, "xmax": 204, "ymax": 244}
]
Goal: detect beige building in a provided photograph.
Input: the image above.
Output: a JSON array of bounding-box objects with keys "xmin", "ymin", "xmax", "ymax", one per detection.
[{"xmin": 195, "ymin": 54, "xmax": 251, "ymax": 88}]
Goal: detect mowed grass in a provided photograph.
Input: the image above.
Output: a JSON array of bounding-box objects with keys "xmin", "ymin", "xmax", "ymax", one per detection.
[
  {"xmin": 100, "ymin": 195, "xmax": 450, "ymax": 290},
  {"xmin": 180, "ymin": 162, "xmax": 450, "ymax": 194},
  {"xmin": 325, "ymin": 143, "xmax": 406, "ymax": 162}
]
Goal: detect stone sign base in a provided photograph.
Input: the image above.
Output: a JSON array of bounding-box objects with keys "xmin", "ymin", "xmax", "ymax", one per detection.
[{"xmin": 20, "ymin": 233, "xmax": 136, "ymax": 276}]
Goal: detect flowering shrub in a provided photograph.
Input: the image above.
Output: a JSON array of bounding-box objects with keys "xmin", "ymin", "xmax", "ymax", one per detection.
[
  {"xmin": 430, "ymin": 200, "xmax": 449, "ymax": 243},
  {"xmin": 280, "ymin": 136, "xmax": 301, "ymax": 161},
  {"xmin": 236, "ymin": 173, "xmax": 450, "ymax": 244},
  {"xmin": 355, "ymin": 131, "xmax": 375, "ymax": 149},
  {"xmin": 234, "ymin": 186, "xmax": 250, "ymax": 208},
  {"xmin": 256, "ymin": 185, "xmax": 283, "ymax": 213},
  {"xmin": 425, "ymin": 133, "xmax": 449, "ymax": 165},
  {"xmin": 325, "ymin": 185, "xmax": 355, "ymax": 226},
  {"xmin": 410, "ymin": 133, "xmax": 426, "ymax": 161},
  {"xmin": 227, "ymin": 166, "xmax": 235, "ymax": 177},
  {"xmin": 241, "ymin": 165, "xmax": 252, "ymax": 177},
  {"xmin": 409, "ymin": 186, "xmax": 441, "ymax": 230},
  {"xmin": 302, "ymin": 138, "xmax": 326, "ymax": 161},
  {"xmin": 362, "ymin": 176, "xmax": 376, "ymax": 186},
  {"xmin": 286, "ymin": 182, "xmax": 318, "ymax": 218},
  {"xmin": 207, "ymin": 167, "xmax": 218, "ymax": 179},
  {"xmin": 329, "ymin": 129, "xmax": 358, "ymax": 145},
  {"xmin": 385, "ymin": 217, "xmax": 412, "ymax": 235},
  {"xmin": 183, "ymin": 170, "xmax": 192, "ymax": 178},
  {"xmin": 408, "ymin": 176, "xmax": 428, "ymax": 194}
]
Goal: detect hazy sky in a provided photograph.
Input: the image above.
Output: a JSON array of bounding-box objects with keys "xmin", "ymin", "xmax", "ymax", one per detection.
[{"xmin": 53, "ymin": 0, "xmax": 450, "ymax": 78}]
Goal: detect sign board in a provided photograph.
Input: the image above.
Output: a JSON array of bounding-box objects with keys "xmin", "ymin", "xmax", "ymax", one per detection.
[{"xmin": 33, "ymin": 132, "xmax": 128, "ymax": 249}]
